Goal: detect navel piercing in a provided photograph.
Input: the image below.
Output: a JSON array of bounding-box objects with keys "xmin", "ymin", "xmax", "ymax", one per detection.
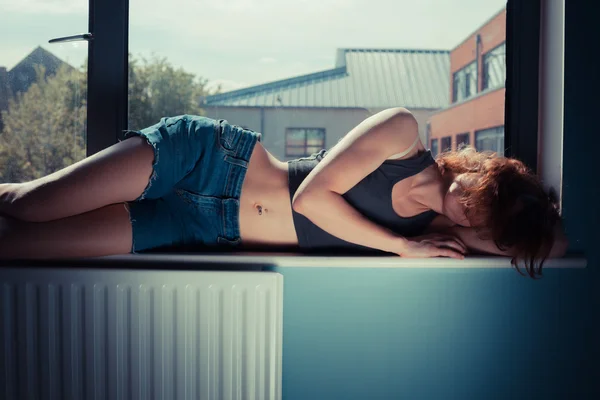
[{"xmin": 257, "ymin": 205, "xmax": 263, "ymax": 215}]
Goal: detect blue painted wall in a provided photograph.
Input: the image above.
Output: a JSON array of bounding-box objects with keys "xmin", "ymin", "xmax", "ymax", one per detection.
[{"xmin": 275, "ymin": 2, "xmax": 599, "ymax": 399}]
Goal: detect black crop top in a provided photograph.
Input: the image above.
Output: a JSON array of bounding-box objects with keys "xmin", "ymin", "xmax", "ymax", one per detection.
[{"xmin": 287, "ymin": 149, "xmax": 439, "ymax": 254}]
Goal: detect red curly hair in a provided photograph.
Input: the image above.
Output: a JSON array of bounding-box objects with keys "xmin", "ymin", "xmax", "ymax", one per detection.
[{"xmin": 436, "ymin": 146, "xmax": 561, "ymax": 279}]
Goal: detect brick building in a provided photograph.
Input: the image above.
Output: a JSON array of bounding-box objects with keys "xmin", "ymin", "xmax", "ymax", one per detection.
[{"xmin": 428, "ymin": 8, "xmax": 506, "ymax": 156}]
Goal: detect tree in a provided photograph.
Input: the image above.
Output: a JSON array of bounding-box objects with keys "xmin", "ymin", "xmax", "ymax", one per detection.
[
  {"xmin": 0, "ymin": 54, "xmax": 217, "ymax": 183},
  {"xmin": 128, "ymin": 54, "xmax": 218, "ymax": 131},
  {"xmin": 0, "ymin": 64, "xmax": 86, "ymax": 182}
]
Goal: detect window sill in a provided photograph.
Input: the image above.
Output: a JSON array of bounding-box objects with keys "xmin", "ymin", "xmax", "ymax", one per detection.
[
  {"xmin": 0, "ymin": 253, "xmax": 586, "ymax": 270},
  {"xmin": 443, "ymin": 86, "xmax": 505, "ymax": 113}
]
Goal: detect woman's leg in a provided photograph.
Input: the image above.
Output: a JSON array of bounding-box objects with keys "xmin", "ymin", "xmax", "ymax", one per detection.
[
  {"xmin": 0, "ymin": 203, "xmax": 132, "ymax": 259},
  {"xmin": 0, "ymin": 136, "xmax": 154, "ymax": 222}
]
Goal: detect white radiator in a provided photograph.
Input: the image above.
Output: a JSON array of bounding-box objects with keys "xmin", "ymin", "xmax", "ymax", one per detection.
[{"xmin": 0, "ymin": 267, "xmax": 283, "ymax": 400}]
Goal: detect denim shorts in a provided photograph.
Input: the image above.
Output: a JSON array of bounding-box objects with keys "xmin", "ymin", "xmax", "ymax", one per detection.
[{"xmin": 123, "ymin": 115, "xmax": 261, "ymax": 253}]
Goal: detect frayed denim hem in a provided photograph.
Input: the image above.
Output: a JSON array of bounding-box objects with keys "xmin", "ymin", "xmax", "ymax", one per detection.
[{"xmin": 122, "ymin": 130, "xmax": 159, "ymax": 202}]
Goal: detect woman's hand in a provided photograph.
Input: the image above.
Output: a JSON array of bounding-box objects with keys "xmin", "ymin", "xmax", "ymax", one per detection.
[{"xmin": 396, "ymin": 233, "xmax": 467, "ymax": 259}]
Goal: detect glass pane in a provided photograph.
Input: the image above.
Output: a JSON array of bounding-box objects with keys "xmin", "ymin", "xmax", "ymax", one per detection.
[
  {"xmin": 454, "ymin": 61, "xmax": 477, "ymax": 102},
  {"xmin": 454, "ymin": 71, "xmax": 465, "ymax": 102},
  {"xmin": 465, "ymin": 62, "xmax": 477, "ymax": 98},
  {"xmin": 431, "ymin": 5, "xmax": 505, "ymax": 153},
  {"xmin": 306, "ymin": 130, "xmax": 325, "ymax": 146},
  {"xmin": 306, "ymin": 139, "xmax": 324, "ymax": 148},
  {"xmin": 286, "ymin": 129, "xmax": 306, "ymax": 146},
  {"xmin": 129, "ymin": 0, "xmax": 506, "ymax": 162},
  {"xmin": 457, "ymin": 133, "xmax": 470, "ymax": 148},
  {"xmin": 441, "ymin": 137, "xmax": 452, "ymax": 151},
  {"xmin": 306, "ymin": 129, "xmax": 324, "ymax": 138},
  {"xmin": 0, "ymin": 1, "xmax": 88, "ymax": 183},
  {"xmin": 430, "ymin": 139, "xmax": 439, "ymax": 157},
  {"xmin": 286, "ymin": 147, "xmax": 307, "ymax": 156},
  {"xmin": 305, "ymin": 146, "xmax": 322, "ymax": 154},
  {"xmin": 483, "ymin": 42, "xmax": 506, "ymax": 90},
  {"xmin": 475, "ymin": 126, "xmax": 504, "ymax": 155}
]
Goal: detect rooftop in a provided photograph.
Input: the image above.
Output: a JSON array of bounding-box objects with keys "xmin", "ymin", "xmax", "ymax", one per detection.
[{"xmin": 205, "ymin": 48, "xmax": 451, "ymax": 109}]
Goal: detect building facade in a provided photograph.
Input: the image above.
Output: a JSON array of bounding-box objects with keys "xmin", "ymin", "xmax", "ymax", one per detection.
[
  {"xmin": 204, "ymin": 49, "xmax": 451, "ymax": 161},
  {"xmin": 428, "ymin": 8, "xmax": 506, "ymax": 157}
]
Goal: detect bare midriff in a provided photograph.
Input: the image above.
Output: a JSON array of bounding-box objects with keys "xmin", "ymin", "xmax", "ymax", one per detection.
[{"xmin": 238, "ymin": 142, "xmax": 299, "ymax": 248}]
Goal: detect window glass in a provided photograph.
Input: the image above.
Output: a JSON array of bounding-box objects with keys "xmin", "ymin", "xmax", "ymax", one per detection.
[
  {"xmin": 475, "ymin": 126, "xmax": 505, "ymax": 155},
  {"xmin": 453, "ymin": 61, "xmax": 477, "ymax": 102},
  {"xmin": 286, "ymin": 128, "xmax": 325, "ymax": 157},
  {"xmin": 428, "ymin": 5, "xmax": 506, "ymax": 161},
  {"xmin": 430, "ymin": 138, "xmax": 439, "ymax": 157},
  {"xmin": 128, "ymin": 0, "xmax": 507, "ymax": 162},
  {"xmin": 441, "ymin": 136, "xmax": 452, "ymax": 152},
  {"xmin": 456, "ymin": 133, "xmax": 470, "ymax": 148},
  {"xmin": 0, "ymin": 0, "xmax": 88, "ymax": 183},
  {"xmin": 483, "ymin": 42, "xmax": 506, "ymax": 90}
]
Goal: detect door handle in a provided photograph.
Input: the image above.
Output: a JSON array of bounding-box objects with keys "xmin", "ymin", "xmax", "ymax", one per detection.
[{"xmin": 49, "ymin": 33, "xmax": 94, "ymax": 44}]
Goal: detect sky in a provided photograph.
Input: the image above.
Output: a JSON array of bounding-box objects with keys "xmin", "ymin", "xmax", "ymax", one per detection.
[{"xmin": 0, "ymin": 0, "xmax": 506, "ymax": 92}]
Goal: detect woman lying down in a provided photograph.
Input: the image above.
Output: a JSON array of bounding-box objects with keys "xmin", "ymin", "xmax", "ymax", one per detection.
[{"xmin": 0, "ymin": 108, "xmax": 567, "ymax": 278}]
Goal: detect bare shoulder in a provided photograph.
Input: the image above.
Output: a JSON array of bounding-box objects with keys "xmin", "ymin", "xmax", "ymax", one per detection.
[
  {"xmin": 371, "ymin": 108, "xmax": 425, "ymax": 161},
  {"xmin": 313, "ymin": 107, "xmax": 423, "ymax": 172},
  {"xmin": 293, "ymin": 107, "xmax": 425, "ymax": 199},
  {"xmin": 354, "ymin": 107, "xmax": 421, "ymax": 153}
]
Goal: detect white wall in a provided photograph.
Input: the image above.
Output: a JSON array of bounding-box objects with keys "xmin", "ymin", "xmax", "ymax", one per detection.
[
  {"xmin": 538, "ymin": 0, "xmax": 565, "ymax": 208},
  {"xmin": 204, "ymin": 106, "xmax": 438, "ymax": 161}
]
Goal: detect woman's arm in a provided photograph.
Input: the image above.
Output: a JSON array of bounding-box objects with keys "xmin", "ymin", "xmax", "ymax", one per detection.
[
  {"xmin": 443, "ymin": 222, "xmax": 569, "ymax": 258},
  {"xmin": 292, "ymin": 108, "xmax": 465, "ymax": 258}
]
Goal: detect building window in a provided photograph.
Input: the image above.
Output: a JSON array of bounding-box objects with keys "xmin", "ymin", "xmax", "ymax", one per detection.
[
  {"xmin": 483, "ymin": 42, "xmax": 506, "ymax": 91},
  {"xmin": 286, "ymin": 128, "xmax": 325, "ymax": 157},
  {"xmin": 452, "ymin": 61, "xmax": 477, "ymax": 103},
  {"xmin": 441, "ymin": 136, "xmax": 452, "ymax": 152},
  {"xmin": 456, "ymin": 133, "xmax": 470, "ymax": 149},
  {"xmin": 430, "ymin": 138, "xmax": 439, "ymax": 157},
  {"xmin": 475, "ymin": 126, "xmax": 505, "ymax": 155}
]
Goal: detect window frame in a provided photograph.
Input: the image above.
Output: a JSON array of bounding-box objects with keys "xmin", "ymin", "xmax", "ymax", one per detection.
[
  {"xmin": 430, "ymin": 138, "xmax": 439, "ymax": 157},
  {"xmin": 440, "ymin": 136, "xmax": 452, "ymax": 152},
  {"xmin": 452, "ymin": 70, "xmax": 461, "ymax": 103},
  {"xmin": 504, "ymin": 0, "xmax": 540, "ymax": 172},
  {"xmin": 475, "ymin": 126, "xmax": 505, "ymax": 155},
  {"xmin": 0, "ymin": 0, "xmax": 555, "ymax": 270},
  {"xmin": 452, "ymin": 61, "xmax": 477, "ymax": 103},
  {"xmin": 4, "ymin": 0, "xmax": 130, "ymax": 157},
  {"xmin": 482, "ymin": 41, "xmax": 506, "ymax": 91},
  {"xmin": 538, "ymin": 0, "xmax": 565, "ymax": 207},
  {"xmin": 86, "ymin": 0, "xmax": 130, "ymax": 157},
  {"xmin": 285, "ymin": 127, "xmax": 326, "ymax": 158},
  {"xmin": 86, "ymin": 0, "xmax": 541, "ymax": 175},
  {"xmin": 456, "ymin": 132, "xmax": 470, "ymax": 149}
]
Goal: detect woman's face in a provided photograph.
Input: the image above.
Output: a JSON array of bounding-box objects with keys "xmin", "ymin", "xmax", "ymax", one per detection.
[{"xmin": 443, "ymin": 173, "xmax": 480, "ymax": 227}]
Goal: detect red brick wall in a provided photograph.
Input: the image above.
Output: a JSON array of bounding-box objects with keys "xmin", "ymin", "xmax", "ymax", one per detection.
[
  {"xmin": 430, "ymin": 8, "xmax": 506, "ymax": 152},
  {"xmin": 429, "ymin": 88, "xmax": 505, "ymax": 149},
  {"xmin": 451, "ymin": 9, "xmax": 506, "ymax": 95}
]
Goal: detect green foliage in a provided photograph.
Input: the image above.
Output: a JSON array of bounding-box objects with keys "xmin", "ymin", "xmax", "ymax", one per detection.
[
  {"xmin": 0, "ymin": 64, "xmax": 86, "ymax": 182},
  {"xmin": 0, "ymin": 54, "xmax": 217, "ymax": 182},
  {"xmin": 128, "ymin": 54, "xmax": 217, "ymax": 131}
]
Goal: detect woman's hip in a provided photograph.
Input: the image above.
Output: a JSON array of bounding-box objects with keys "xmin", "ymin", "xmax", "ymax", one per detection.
[{"xmin": 124, "ymin": 115, "xmax": 262, "ymax": 253}]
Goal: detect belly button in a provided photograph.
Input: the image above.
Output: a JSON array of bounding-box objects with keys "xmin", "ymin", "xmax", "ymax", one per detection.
[{"xmin": 255, "ymin": 203, "xmax": 267, "ymax": 216}]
